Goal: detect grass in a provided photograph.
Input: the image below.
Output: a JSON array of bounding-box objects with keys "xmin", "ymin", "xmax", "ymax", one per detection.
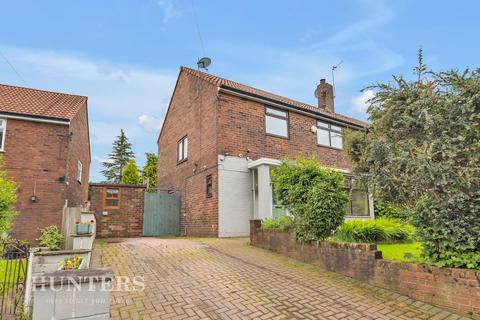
[
  {"xmin": 0, "ymin": 259, "xmax": 27, "ymax": 293},
  {"xmin": 377, "ymin": 242, "xmax": 423, "ymax": 262}
]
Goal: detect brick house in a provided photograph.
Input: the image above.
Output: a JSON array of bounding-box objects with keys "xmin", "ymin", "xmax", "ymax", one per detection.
[
  {"xmin": 0, "ymin": 84, "xmax": 90, "ymax": 242},
  {"xmin": 157, "ymin": 67, "xmax": 372, "ymax": 237}
]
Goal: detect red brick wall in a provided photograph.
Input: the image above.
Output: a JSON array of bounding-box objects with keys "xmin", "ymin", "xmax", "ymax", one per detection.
[
  {"xmin": 90, "ymin": 184, "xmax": 145, "ymax": 238},
  {"xmin": 217, "ymin": 93, "xmax": 351, "ymax": 170},
  {"xmin": 157, "ymin": 70, "xmax": 219, "ymax": 236},
  {"xmin": 65, "ymin": 103, "xmax": 90, "ymax": 207},
  {"xmin": 251, "ymin": 222, "xmax": 480, "ymax": 319},
  {"xmin": 3, "ymin": 119, "xmax": 70, "ymax": 242}
]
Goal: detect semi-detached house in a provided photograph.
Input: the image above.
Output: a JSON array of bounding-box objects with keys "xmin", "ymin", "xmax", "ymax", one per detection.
[
  {"xmin": 0, "ymin": 84, "xmax": 90, "ymax": 242},
  {"xmin": 157, "ymin": 67, "xmax": 373, "ymax": 237}
]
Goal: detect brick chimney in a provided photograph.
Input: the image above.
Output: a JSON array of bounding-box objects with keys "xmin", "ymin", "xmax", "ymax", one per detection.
[{"xmin": 316, "ymin": 79, "xmax": 334, "ymax": 113}]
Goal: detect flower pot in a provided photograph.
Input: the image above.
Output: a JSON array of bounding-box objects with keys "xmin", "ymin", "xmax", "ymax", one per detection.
[{"xmin": 75, "ymin": 223, "xmax": 92, "ymax": 235}]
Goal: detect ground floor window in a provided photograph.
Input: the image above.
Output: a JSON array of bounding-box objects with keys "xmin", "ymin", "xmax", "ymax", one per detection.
[{"xmin": 344, "ymin": 176, "xmax": 370, "ymax": 217}]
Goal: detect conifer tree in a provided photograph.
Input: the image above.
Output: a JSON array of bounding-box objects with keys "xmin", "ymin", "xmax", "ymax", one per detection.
[
  {"xmin": 101, "ymin": 129, "xmax": 135, "ymax": 182},
  {"xmin": 141, "ymin": 153, "xmax": 158, "ymax": 188},
  {"xmin": 121, "ymin": 159, "xmax": 141, "ymax": 184}
]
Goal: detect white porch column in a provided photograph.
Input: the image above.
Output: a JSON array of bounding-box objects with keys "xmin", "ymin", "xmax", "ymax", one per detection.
[
  {"xmin": 248, "ymin": 158, "xmax": 282, "ymax": 221},
  {"xmin": 257, "ymin": 164, "xmax": 273, "ymax": 220}
]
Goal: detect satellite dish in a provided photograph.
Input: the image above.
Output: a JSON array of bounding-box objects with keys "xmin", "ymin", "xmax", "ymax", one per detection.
[{"xmin": 197, "ymin": 57, "xmax": 211, "ymax": 70}]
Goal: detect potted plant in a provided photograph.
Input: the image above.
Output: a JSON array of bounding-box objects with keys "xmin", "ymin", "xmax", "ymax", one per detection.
[
  {"xmin": 59, "ymin": 256, "xmax": 84, "ymax": 270},
  {"xmin": 37, "ymin": 225, "xmax": 64, "ymax": 251},
  {"xmin": 75, "ymin": 220, "xmax": 95, "ymax": 235}
]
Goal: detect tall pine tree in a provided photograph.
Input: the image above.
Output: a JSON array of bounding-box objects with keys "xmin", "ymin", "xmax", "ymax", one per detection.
[{"xmin": 101, "ymin": 129, "xmax": 135, "ymax": 183}]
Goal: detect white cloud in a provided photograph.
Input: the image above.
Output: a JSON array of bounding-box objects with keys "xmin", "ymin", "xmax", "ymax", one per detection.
[
  {"xmin": 156, "ymin": 0, "xmax": 181, "ymax": 25},
  {"xmin": 351, "ymin": 89, "xmax": 375, "ymax": 115},
  {"xmin": 138, "ymin": 114, "xmax": 163, "ymax": 133},
  {"xmin": 93, "ymin": 155, "xmax": 110, "ymax": 164}
]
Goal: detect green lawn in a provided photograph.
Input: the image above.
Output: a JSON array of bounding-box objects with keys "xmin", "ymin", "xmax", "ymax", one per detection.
[
  {"xmin": 377, "ymin": 242, "xmax": 423, "ymax": 262},
  {"xmin": 0, "ymin": 259, "xmax": 27, "ymax": 293}
]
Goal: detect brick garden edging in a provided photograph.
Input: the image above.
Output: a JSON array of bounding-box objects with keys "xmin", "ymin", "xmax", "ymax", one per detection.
[{"xmin": 250, "ymin": 220, "xmax": 480, "ymax": 319}]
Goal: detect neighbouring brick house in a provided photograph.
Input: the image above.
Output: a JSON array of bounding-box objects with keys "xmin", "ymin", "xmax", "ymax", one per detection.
[
  {"xmin": 90, "ymin": 183, "xmax": 145, "ymax": 238},
  {"xmin": 0, "ymin": 84, "xmax": 90, "ymax": 242},
  {"xmin": 158, "ymin": 67, "xmax": 373, "ymax": 237}
]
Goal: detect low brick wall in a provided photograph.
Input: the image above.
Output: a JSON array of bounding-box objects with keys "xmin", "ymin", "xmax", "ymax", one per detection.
[
  {"xmin": 250, "ymin": 220, "xmax": 480, "ymax": 319},
  {"xmin": 90, "ymin": 183, "xmax": 145, "ymax": 238}
]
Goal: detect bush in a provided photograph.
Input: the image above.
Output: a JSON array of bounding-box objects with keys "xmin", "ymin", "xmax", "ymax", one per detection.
[
  {"xmin": 373, "ymin": 200, "xmax": 411, "ymax": 222},
  {"xmin": 343, "ymin": 52, "xmax": 480, "ymax": 265},
  {"xmin": 0, "ymin": 156, "xmax": 17, "ymax": 235},
  {"xmin": 271, "ymin": 156, "xmax": 348, "ymax": 242},
  {"xmin": 262, "ymin": 216, "xmax": 294, "ymax": 231},
  {"xmin": 38, "ymin": 225, "xmax": 64, "ymax": 250},
  {"xmin": 334, "ymin": 217, "xmax": 417, "ymax": 243}
]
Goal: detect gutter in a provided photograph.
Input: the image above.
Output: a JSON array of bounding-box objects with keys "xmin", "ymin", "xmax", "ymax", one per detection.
[
  {"xmin": 0, "ymin": 112, "xmax": 70, "ymax": 126},
  {"xmin": 218, "ymin": 86, "xmax": 366, "ymax": 130}
]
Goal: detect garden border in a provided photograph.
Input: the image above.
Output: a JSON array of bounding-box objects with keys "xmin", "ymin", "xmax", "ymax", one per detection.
[{"xmin": 250, "ymin": 220, "xmax": 480, "ymax": 319}]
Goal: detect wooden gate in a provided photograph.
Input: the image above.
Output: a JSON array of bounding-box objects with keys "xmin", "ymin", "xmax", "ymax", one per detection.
[{"xmin": 143, "ymin": 190, "xmax": 180, "ymax": 236}]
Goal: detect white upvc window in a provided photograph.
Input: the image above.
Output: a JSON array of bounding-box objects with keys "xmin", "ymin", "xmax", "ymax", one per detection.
[
  {"xmin": 0, "ymin": 119, "xmax": 6, "ymax": 151},
  {"xmin": 316, "ymin": 120, "xmax": 343, "ymax": 149},
  {"xmin": 76, "ymin": 160, "xmax": 83, "ymax": 183},
  {"xmin": 177, "ymin": 136, "xmax": 188, "ymax": 163},
  {"xmin": 265, "ymin": 106, "xmax": 289, "ymax": 138}
]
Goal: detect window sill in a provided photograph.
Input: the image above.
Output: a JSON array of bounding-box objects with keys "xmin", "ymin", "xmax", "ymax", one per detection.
[
  {"xmin": 316, "ymin": 144, "xmax": 343, "ymax": 151},
  {"xmin": 176, "ymin": 158, "xmax": 188, "ymax": 165},
  {"xmin": 266, "ymin": 133, "xmax": 289, "ymax": 140}
]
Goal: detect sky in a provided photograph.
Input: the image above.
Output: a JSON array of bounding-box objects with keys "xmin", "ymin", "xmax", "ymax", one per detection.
[{"xmin": 0, "ymin": 0, "xmax": 479, "ymax": 181}]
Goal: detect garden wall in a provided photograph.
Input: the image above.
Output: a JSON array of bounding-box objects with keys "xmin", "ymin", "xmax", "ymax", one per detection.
[{"xmin": 250, "ymin": 220, "xmax": 480, "ymax": 319}]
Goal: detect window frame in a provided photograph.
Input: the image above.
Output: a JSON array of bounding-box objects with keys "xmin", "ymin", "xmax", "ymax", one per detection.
[
  {"xmin": 343, "ymin": 176, "xmax": 371, "ymax": 218},
  {"xmin": 265, "ymin": 106, "xmax": 289, "ymax": 139},
  {"xmin": 177, "ymin": 135, "xmax": 188, "ymax": 164},
  {"xmin": 0, "ymin": 118, "xmax": 7, "ymax": 152},
  {"xmin": 206, "ymin": 174, "xmax": 213, "ymax": 198},
  {"xmin": 76, "ymin": 160, "xmax": 83, "ymax": 183},
  {"xmin": 316, "ymin": 120, "xmax": 343, "ymax": 149},
  {"xmin": 103, "ymin": 187, "xmax": 121, "ymax": 209}
]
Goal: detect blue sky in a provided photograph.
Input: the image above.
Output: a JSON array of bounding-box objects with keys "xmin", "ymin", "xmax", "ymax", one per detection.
[{"xmin": 1, "ymin": 0, "xmax": 479, "ymax": 181}]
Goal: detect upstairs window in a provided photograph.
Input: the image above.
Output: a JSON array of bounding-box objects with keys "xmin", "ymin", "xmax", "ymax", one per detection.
[
  {"xmin": 76, "ymin": 160, "xmax": 83, "ymax": 183},
  {"xmin": 177, "ymin": 136, "xmax": 188, "ymax": 163},
  {"xmin": 104, "ymin": 188, "xmax": 120, "ymax": 209},
  {"xmin": 316, "ymin": 121, "xmax": 343, "ymax": 149},
  {"xmin": 0, "ymin": 119, "xmax": 6, "ymax": 151},
  {"xmin": 265, "ymin": 106, "xmax": 288, "ymax": 138},
  {"xmin": 206, "ymin": 175, "xmax": 213, "ymax": 197}
]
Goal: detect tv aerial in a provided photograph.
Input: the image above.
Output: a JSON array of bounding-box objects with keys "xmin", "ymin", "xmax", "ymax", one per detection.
[
  {"xmin": 197, "ymin": 57, "xmax": 211, "ymax": 71},
  {"xmin": 331, "ymin": 60, "xmax": 343, "ymax": 98}
]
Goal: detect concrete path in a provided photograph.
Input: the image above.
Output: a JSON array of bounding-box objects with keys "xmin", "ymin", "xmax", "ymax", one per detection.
[{"xmin": 101, "ymin": 237, "xmax": 466, "ymax": 320}]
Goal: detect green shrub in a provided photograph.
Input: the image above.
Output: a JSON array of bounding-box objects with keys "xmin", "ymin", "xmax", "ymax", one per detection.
[
  {"xmin": 262, "ymin": 216, "xmax": 294, "ymax": 231},
  {"xmin": 334, "ymin": 217, "xmax": 416, "ymax": 243},
  {"xmin": 422, "ymin": 250, "xmax": 480, "ymax": 269},
  {"xmin": 271, "ymin": 156, "xmax": 348, "ymax": 242},
  {"xmin": 374, "ymin": 200, "xmax": 411, "ymax": 222},
  {"xmin": 343, "ymin": 53, "xmax": 480, "ymax": 265},
  {"xmin": 0, "ymin": 156, "xmax": 17, "ymax": 235},
  {"xmin": 38, "ymin": 225, "xmax": 64, "ymax": 250}
]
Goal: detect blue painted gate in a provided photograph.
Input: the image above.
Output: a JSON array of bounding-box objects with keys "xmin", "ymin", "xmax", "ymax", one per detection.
[{"xmin": 143, "ymin": 190, "xmax": 180, "ymax": 236}]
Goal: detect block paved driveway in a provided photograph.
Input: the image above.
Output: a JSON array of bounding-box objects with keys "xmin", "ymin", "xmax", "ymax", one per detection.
[{"xmin": 101, "ymin": 237, "xmax": 466, "ymax": 320}]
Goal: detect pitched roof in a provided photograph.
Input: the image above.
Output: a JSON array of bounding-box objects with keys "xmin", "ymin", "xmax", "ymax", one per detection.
[
  {"xmin": 180, "ymin": 67, "xmax": 368, "ymax": 128},
  {"xmin": 0, "ymin": 84, "xmax": 87, "ymax": 121}
]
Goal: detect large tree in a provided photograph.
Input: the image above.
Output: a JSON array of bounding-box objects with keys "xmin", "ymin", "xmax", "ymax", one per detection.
[
  {"xmin": 101, "ymin": 129, "xmax": 135, "ymax": 183},
  {"xmin": 345, "ymin": 50, "xmax": 480, "ymax": 267},
  {"xmin": 141, "ymin": 153, "xmax": 158, "ymax": 188}
]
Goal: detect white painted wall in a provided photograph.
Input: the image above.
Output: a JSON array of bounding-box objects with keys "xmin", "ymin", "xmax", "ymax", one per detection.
[{"xmin": 218, "ymin": 156, "xmax": 253, "ymax": 237}]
